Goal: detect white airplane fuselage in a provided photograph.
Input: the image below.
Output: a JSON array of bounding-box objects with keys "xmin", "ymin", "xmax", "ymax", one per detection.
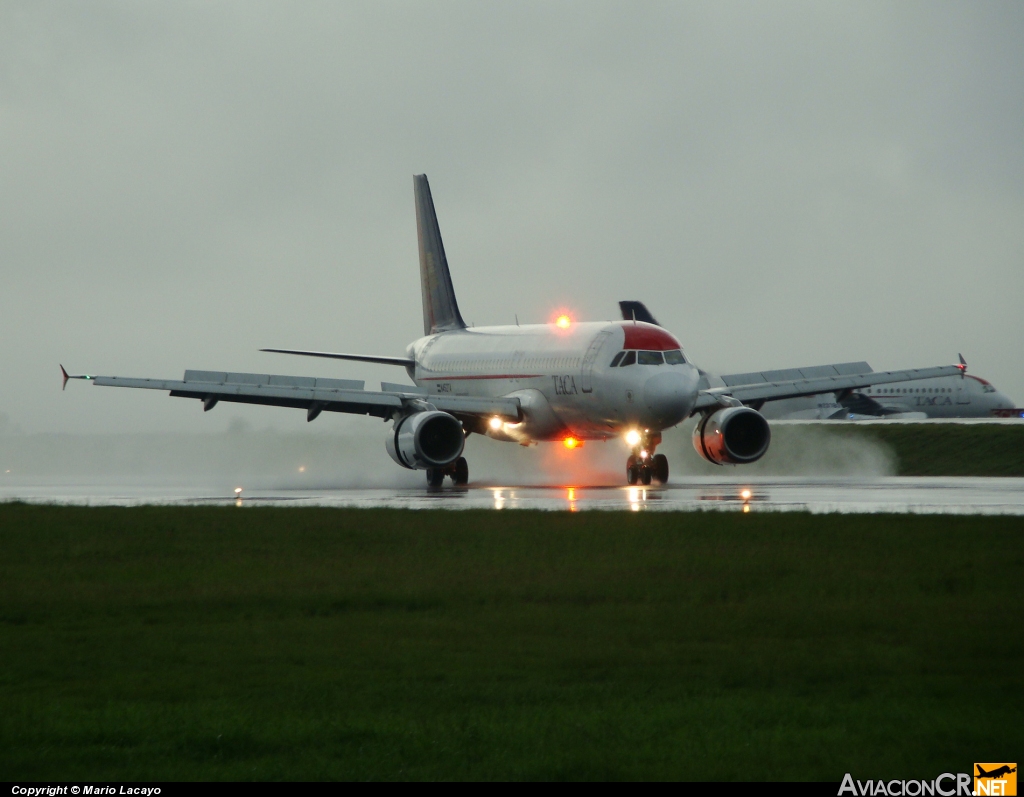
[{"xmin": 406, "ymin": 320, "xmax": 699, "ymax": 443}]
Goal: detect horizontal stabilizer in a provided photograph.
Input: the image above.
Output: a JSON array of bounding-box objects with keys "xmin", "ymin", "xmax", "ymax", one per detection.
[{"xmin": 261, "ymin": 348, "xmax": 415, "ymax": 367}]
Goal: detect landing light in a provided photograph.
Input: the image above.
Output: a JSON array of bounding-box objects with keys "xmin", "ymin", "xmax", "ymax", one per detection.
[
  {"xmin": 489, "ymin": 417, "xmax": 503, "ymax": 431},
  {"xmin": 625, "ymin": 430, "xmax": 641, "ymax": 446},
  {"xmin": 740, "ymin": 489, "xmax": 752, "ymax": 501},
  {"xmin": 563, "ymin": 437, "xmax": 580, "ymax": 449},
  {"xmin": 555, "ymin": 315, "xmax": 571, "ymax": 329}
]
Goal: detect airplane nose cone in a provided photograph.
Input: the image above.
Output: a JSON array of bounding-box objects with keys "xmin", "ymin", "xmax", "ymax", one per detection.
[{"xmin": 644, "ymin": 371, "xmax": 694, "ymax": 427}]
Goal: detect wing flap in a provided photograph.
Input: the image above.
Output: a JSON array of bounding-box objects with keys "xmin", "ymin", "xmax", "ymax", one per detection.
[
  {"xmin": 694, "ymin": 364, "xmax": 962, "ymax": 412},
  {"xmin": 183, "ymin": 370, "xmax": 366, "ymax": 390}
]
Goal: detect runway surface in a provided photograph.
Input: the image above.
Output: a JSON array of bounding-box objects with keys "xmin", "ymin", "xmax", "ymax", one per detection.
[{"xmin": 3, "ymin": 477, "xmax": 1024, "ymax": 514}]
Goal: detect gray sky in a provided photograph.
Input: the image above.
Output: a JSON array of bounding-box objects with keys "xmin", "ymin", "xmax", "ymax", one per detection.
[{"xmin": 2, "ymin": 1, "xmax": 1022, "ymax": 434}]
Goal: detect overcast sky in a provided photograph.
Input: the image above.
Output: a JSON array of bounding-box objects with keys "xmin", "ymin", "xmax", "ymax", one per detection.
[{"xmin": 2, "ymin": 1, "xmax": 1021, "ymax": 434}]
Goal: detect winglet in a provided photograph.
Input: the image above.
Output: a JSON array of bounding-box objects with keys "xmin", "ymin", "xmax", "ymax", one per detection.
[
  {"xmin": 957, "ymin": 353, "xmax": 967, "ymax": 377},
  {"xmin": 60, "ymin": 365, "xmax": 94, "ymax": 389}
]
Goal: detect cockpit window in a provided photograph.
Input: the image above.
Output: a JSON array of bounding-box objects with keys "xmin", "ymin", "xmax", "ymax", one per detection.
[
  {"xmin": 609, "ymin": 351, "xmax": 625, "ymax": 368},
  {"xmin": 664, "ymin": 349, "xmax": 686, "ymax": 365},
  {"xmin": 637, "ymin": 351, "xmax": 664, "ymax": 365},
  {"xmin": 983, "ymin": 384, "xmax": 996, "ymax": 393},
  {"xmin": 620, "ymin": 351, "xmax": 637, "ymax": 367}
]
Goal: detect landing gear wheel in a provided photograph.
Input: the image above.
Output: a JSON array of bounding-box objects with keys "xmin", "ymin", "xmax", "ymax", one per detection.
[
  {"xmin": 626, "ymin": 455, "xmax": 639, "ymax": 485},
  {"xmin": 426, "ymin": 468, "xmax": 444, "ymax": 487},
  {"xmin": 652, "ymin": 454, "xmax": 669, "ymax": 485},
  {"xmin": 453, "ymin": 457, "xmax": 469, "ymax": 486},
  {"xmin": 640, "ymin": 465, "xmax": 652, "ymax": 485}
]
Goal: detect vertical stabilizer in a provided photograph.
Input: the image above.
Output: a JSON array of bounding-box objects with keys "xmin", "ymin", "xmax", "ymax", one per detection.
[{"xmin": 414, "ymin": 174, "xmax": 466, "ymax": 335}]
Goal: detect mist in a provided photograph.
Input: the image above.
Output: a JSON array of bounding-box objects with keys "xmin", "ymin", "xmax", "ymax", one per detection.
[{"xmin": 0, "ymin": 416, "xmax": 893, "ymax": 495}]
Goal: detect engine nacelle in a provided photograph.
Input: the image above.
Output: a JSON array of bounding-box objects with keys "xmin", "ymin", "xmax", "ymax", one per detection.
[
  {"xmin": 386, "ymin": 411, "xmax": 465, "ymax": 470},
  {"xmin": 693, "ymin": 406, "xmax": 771, "ymax": 465}
]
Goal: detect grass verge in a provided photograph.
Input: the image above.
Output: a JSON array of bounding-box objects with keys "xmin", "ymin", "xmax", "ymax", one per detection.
[
  {"xmin": 1, "ymin": 505, "xmax": 1021, "ymax": 780},
  {"xmin": 844, "ymin": 423, "xmax": 1024, "ymax": 476}
]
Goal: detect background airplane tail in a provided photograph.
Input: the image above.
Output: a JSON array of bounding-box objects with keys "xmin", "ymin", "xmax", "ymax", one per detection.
[{"xmin": 414, "ymin": 174, "xmax": 466, "ymax": 336}]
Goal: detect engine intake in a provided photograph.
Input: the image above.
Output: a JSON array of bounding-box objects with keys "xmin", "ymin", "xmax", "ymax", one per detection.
[
  {"xmin": 693, "ymin": 406, "xmax": 771, "ymax": 465},
  {"xmin": 386, "ymin": 410, "xmax": 465, "ymax": 470}
]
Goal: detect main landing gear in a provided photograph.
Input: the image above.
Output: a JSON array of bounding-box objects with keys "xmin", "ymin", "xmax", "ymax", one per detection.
[
  {"xmin": 427, "ymin": 456, "xmax": 469, "ymax": 487},
  {"xmin": 626, "ymin": 431, "xmax": 669, "ymax": 486}
]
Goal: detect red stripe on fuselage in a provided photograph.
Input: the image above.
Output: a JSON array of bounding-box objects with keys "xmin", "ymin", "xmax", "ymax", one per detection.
[
  {"xmin": 618, "ymin": 321, "xmax": 682, "ymax": 351},
  {"xmin": 418, "ymin": 374, "xmax": 543, "ymax": 381}
]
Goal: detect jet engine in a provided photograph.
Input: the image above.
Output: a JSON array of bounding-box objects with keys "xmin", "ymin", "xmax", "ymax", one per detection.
[
  {"xmin": 692, "ymin": 406, "xmax": 771, "ymax": 465},
  {"xmin": 386, "ymin": 410, "xmax": 465, "ymax": 470}
]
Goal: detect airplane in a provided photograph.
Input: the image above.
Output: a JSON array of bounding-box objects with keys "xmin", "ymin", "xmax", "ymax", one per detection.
[
  {"xmin": 62, "ymin": 175, "xmax": 965, "ymax": 487},
  {"xmin": 758, "ymin": 371, "xmax": 1020, "ymax": 421},
  {"xmin": 977, "ymin": 765, "xmax": 1016, "ymax": 779}
]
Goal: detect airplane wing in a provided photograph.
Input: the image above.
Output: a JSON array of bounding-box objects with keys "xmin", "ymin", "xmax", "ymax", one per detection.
[
  {"xmin": 692, "ymin": 364, "xmax": 963, "ymax": 413},
  {"xmin": 66, "ymin": 369, "xmax": 521, "ymax": 423},
  {"xmin": 718, "ymin": 361, "xmax": 873, "ymax": 387}
]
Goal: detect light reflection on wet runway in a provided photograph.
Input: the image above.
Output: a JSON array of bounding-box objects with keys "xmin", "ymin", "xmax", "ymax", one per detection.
[{"xmin": 3, "ymin": 477, "xmax": 1024, "ymax": 514}]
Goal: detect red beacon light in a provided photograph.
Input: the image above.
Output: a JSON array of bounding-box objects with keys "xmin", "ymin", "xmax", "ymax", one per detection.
[{"xmin": 563, "ymin": 437, "xmax": 582, "ymax": 449}]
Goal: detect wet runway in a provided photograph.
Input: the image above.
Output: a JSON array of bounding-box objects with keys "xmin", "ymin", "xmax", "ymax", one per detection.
[{"xmin": 3, "ymin": 477, "xmax": 1024, "ymax": 514}]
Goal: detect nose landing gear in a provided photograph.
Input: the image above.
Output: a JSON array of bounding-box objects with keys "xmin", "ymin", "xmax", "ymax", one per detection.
[
  {"xmin": 427, "ymin": 456, "xmax": 470, "ymax": 487},
  {"xmin": 626, "ymin": 432, "xmax": 668, "ymax": 486}
]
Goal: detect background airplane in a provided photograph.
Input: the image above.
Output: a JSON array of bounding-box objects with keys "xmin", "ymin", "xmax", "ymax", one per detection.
[
  {"xmin": 63, "ymin": 177, "xmax": 962, "ymax": 486},
  {"xmin": 759, "ymin": 371, "xmax": 1019, "ymax": 420}
]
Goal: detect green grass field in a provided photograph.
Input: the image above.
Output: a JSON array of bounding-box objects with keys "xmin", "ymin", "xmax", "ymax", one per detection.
[
  {"xmin": 834, "ymin": 423, "xmax": 1024, "ymax": 477},
  {"xmin": 1, "ymin": 504, "xmax": 1021, "ymax": 781}
]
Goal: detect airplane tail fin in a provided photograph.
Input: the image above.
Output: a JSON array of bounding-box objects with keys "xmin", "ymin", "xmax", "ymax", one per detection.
[
  {"xmin": 618, "ymin": 301, "xmax": 661, "ymax": 326},
  {"xmin": 414, "ymin": 175, "xmax": 466, "ymax": 336}
]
